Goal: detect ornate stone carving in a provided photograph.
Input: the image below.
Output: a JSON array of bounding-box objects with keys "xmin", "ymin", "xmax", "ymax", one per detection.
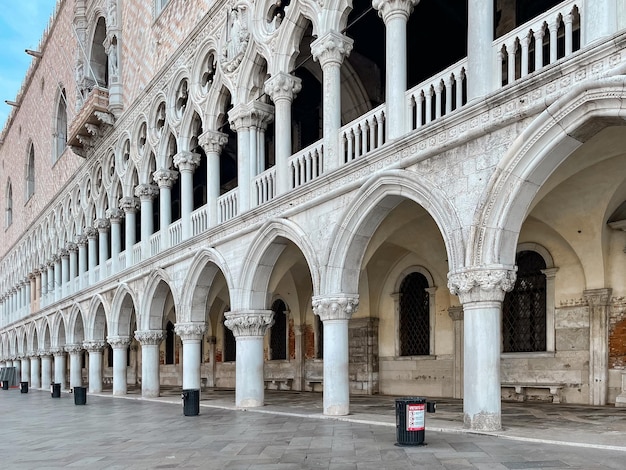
[
  {"xmin": 66, "ymin": 242, "xmax": 78, "ymax": 253},
  {"xmin": 106, "ymin": 208, "xmax": 124, "ymax": 221},
  {"xmin": 221, "ymin": 6, "xmax": 250, "ymax": 72},
  {"xmin": 135, "ymin": 330, "xmax": 164, "ymax": 345},
  {"xmin": 312, "ymin": 295, "xmax": 359, "ymax": 321},
  {"xmin": 264, "ymin": 72, "xmax": 302, "ymax": 103},
  {"xmin": 94, "ymin": 218, "xmax": 111, "ymax": 232},
  {"xmin": 84, "ymin": 227, "xmax": 98, "ymax": 239},
  {"xmin": 447, "ymin": 266, "xmax": 516, "ymax": 304},
  {"xmin": 153, "ymin": 169, "xmax": 179, "ymax": 189},
  {"xmin": 83, "ymin": 340, "xmax": 107, "ymax": 352},
  {"xmin": 224, "ymin": 310, "xmax": 274, "ymax": 337},
  {"xmin": 198, "ymin": 130, "xmax": 228, "ymax": 154},
  {"xmin": 311, "ymin": 31, "xmax": 353, "ymax": 68},
  {"xmin": 448, "ymin": 305, "xmax": 464, "ymax": 322},
  {"xmin": 372, "ymin": 0, "xmax": 418, "ymax": 23},
  {"xmin": 119, "ymin": 196, "xmax": 140, "ymax": 213},
  {"xmin": 134, "ymin": 184, "xmax": 159, "ymax": 200},
  {"xmin": 107, "ymin": 335, "xmax": 132, "ymax": 349},
  {"xmin": 174, "ymin": 322, "xmax": 207, "ymax": 341},
  {"xmin": 65, "ymin": 343, "xmax": 84, "ymax": 354},
  {"xmin": 38, "ymin": 350, "xmax": 52, "ymax": 357},
  {"xmin": 173, "ymin": 151, "xmax": 201, "ymax": 172}
]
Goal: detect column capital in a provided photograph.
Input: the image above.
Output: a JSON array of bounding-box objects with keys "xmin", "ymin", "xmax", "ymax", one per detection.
[
  {"xmin": 372, "ymin": 0, "xmax": 418, "ymax": 23},
  {"xmin": 106, "ymin": 207, "xmax": 125, "ymax": 221},
  {"xmin": 224, "ymin": 310, "xmax": 274, "ymax": 337},
  {"xmin": 49, "ymin": 254, "xmax": 59, "ymax": 265},
  {"xmin": 198, "ymin": 130, "xmax": 228, "ymax": 154},
  {"xmin": 134, "ymin": 330, "xmax": 164, "ymax": 345},
  {"xmin": 448, "ymin": 305, "xmax": 464, "ymax": 322},
  {"xmin": 76, "ymin": 235, "xmax": 88, "ymax": 247},
  {"xmin": 83, "ymin": 340, "xmax": 107, "ymax": 352},
  {"xmin": 50, "ymin": 347, "xmax": 65, "ymax": 356},
  {"xmin": 65, "ymin": 343, "xmax": 84, "ymax": 354},
  {"xmin": 583, "ymin": 288, "xmax": 612, "ymax": 307},
  {"xmin": 447, "ymin": 266, "xmax": 517, "ymax": 304},
  {"xmin": 173, "ymin": 150, "xmax": 201, "ymax": 172},
  {"xmin": 312, "ymin": 294, "xmax": 359, "ymax": 321},
  {"xmin": 38, "ymin": 350, "xmax": 52, "ymax": 358},
  {"xmin": 174, "ymin": 322, "xmax": 207, "ymax": 341},
  {"xmin": 119, "ymin": 196, "xmax": 140, "ymax": 213},
  {"xmin": 311, "ymin": 30, "xmax": 353, "ymax": 69},
  {"xmin": 228, "ymin": 101, "xmax": 274, "ymax": 131},
  {"xmin": 28, "ymin": 271, "xmax": 37, "ymax": 280},
  {"xmin": 134, "ymin": 184, "xmax": 159, "ymax": 201},
  {"xmin": 107, "ymin": 335, "xmax": 131, "ymax": 349},
  {"xmin": 264, "ymin": 72, "xmax": 302, "ymax": 103},
  {"xmin": 59, "ymin": 249, "xmax": 70, "ymax": 259},
  {"xmin": 94, "ymin": 218, "xmax": 111, "ymax": 232},
  {"xmin": 84, "ymin": 226, "xmax": 98, "ymax": 239},
  {"xmin": 66, "ymin": 242, "xmax": 78, "ymax": 253},
  {"xmin": 152, "ymin": 168, "xmax": 179, "ymax": 189}
]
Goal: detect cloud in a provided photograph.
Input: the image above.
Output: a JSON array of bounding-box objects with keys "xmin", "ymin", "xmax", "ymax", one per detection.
[{"xmin": 0, "ymin": 0, "xmax": 58, "ymax": 129}]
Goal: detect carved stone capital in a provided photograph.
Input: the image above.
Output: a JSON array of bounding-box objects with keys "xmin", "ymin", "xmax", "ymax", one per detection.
[
  {"xmin": 198, "ymin": 130, "xmax": 228, "ymax": 154},
  {"xmin": 134, "ymin": 184, "xmax": 159, "ymax": 200},
  {"xmin": 59, "ymin": 249, "xmax": 70, "ymax": 259},
  {"xmin": 448, "ymin": 305, "xmax": 464, "ymax": 322},
  {"xmin": 94, "ymin": 218, "xmax": 111, "ymax": 232},
  {"xmin": 447, "ymin": 266, "xmax": 516, "ymax": 304},
  {"xmin": 66, "ymin": 242, "xmax": 78, "ymax": 253},
  {"xmin": 84, "ymin": 227, "xmax": 98, "ymax": 239},
  {"xmin": 228, "ymin": 101, "xmax": 274, "ymax": 132},
  {"xmin": 119, "ymin": 196, "xmax": 140, "ymax": 213},
  {"xmin": 372, "ymin": 0, "xmax": 418, "ymax": 23},
  {"xmin": 152, "ymin": 169, "xmax": 179, "ymax": 188},
  {"xmin": 106, "ymin": 207, "xmax": 125, "ymax": 221},
  {"xmin": 107, "ymin": 335, "xmax": 132, "ymax": 349},
  {"xmin": 76, "ymin": 235, "xmax": 88, "ymax": 247},
  {"xmin": 135, "ymin": 330, "xmax": 164, "ymax": 345},
  {"xmin": 174, "ymin": 322, "xmax": 207, "ymax": 341},
  {"xmin": 173, "ymin": 150, "xmax": 201, "ymax": 172},
  {"xmin": 311, "ymin": 31, "xmax": 353, "ymax": 68},
  {"xmin": 38, "ymin": 350, "xmax": 52, "ymax": 358},
  {"xmin": 583, "ymin": 288, "xmax": 612, "ymax": 307},
  {"xmin": 312, "ymin": 294, "xmax": 359, "ymax": 321},
  {"xmin": 265, "ymin": 72, "xmax": 302, "ymax": 103},
  {"xmin": 65, "ymin": 344, "xmax": 84, "ymax": 355},
  {"xmin": 83, "ymin": 340, "xmax": 107, "ymax": 353},
  {"xmin": 50, "ymin": 347, "xmax": 65, "ymax": 356},
  {"xmin": 224, "ymin": 310, "xmax": 274, "ymax": 337}
]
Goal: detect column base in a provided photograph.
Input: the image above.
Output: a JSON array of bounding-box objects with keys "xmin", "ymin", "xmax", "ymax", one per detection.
[{"xmin": 463, "ymin": 411, "xmax": 501, "ymax": 431}]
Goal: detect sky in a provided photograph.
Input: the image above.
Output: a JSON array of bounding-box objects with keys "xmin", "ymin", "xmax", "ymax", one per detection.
[{"xmin": 0, "ymin": 0, "xmax": 58, "ymax": 129}]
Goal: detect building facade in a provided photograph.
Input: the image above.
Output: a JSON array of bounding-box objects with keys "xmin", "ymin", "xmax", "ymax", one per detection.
[{"xmin": 2, "ymin": 0, "xmax": 626, "ymax": 432}]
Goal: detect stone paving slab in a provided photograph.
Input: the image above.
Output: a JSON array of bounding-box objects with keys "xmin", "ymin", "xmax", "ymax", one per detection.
[{"xmin": 1, "ymin": 387, "xmax": 626, "ymax": 469}]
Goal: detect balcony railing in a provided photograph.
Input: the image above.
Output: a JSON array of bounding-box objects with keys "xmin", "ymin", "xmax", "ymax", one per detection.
[
  {"xmin": 67, "ymin": 86, "xmax": 113, "ymax": 156},
  {"xmin": 253, "ymin": 167, "xmax": 276, "ymax": 206},
  {"xmin": 340, "ymin": 105, "xmax": 386, "ymax": 163},
  {"xmin": 218, "ymin": 188, "xmax": 238, "ymax": 223},
  {"xmin": 289, "ymin": 141, "xmax": 324, "ymax": 190}
]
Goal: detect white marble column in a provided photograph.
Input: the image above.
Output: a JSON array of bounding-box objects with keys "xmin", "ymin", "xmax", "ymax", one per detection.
[
  {"xmin": 84, "ymin": 340, "xmax": 106, "ymax": 393},
  {"xmin": 95, "ymin": 218, "xmax": 110, "ymax": 279},
  {"xmin": 224, "ymin": 310, "xmax": 275, "ymax": 408},
  {"xmin": 152, "ymin": 169, "xmax": 178, "ymax": 249},
  {"xmin": 448, "ymin": 266, "xmax": 516, "ymax": 431},
  {"xmin": 466, "ymin": 0, "xmax": 494, "ymax": 101},
  {"xmin": 107, "ymin": 336, "xmax": 131, "ymax": 396},
  {"xmin": 199, "ymin": 130, "xmax": 228, "ymax": 227},
  {"xmin": 173, "ymin": 151, "xmax": 201, "ymax": 240},
  {"xmin": 584, "ymin": 288, "xmax": 612, "ymax": 406},
  {"xmin": 60, "ymin": 249, "xmax": 69, "ymax": 297},
  {"xmin": 20, "ymin": 356, "xmax": 30, "ymax": 382},
  {"xmin": 135, "ymin": 330, "xmax": 163, "ymax": 398},
  {"xmin": 206, "ymin": 336, "xmax": 216, "ymax": 388},
  {"xmin": 448, "ymin": 306, "xmax": 464, "ymax": 399},
  {"xmin": 66, "ymin": 344, "xmax": 84, "ymax": 390},
  {"xmin": 52, "ymin": 347, "xmax": 67, "ymax": 390},
  {"xmin": 77, "ymin": 236, "xmax": 88, "ymax": 289},
  {"xmin": 175, "ymin": 322, "xmax": 207, "ymax": 390},
  {"xmin": 615, "ymin": 371, "xmax": 626, "ymax": 407},
  {"xmin": 29, "ymin": 353, "xmax": 41, "ymax": 389},
  {"xmin": 40, "ymin": 351, "xmax": 52, "ymax": 389},
  {"xmin": 265, "ymin": 72, "xmax": 301, "ymax": 195},
  {"xmin": 583, "ymin": 0, "xmax": 618, "ymax": 46},
  {"xmin": 85, "ymin": 227, "xmax": 98, "ymax": 285},
  {"xmin": 120, "ymin": 196, "xmax": 139, "ymax": 267},
  {"xmin": 54, "ymin": 255, "xmax": 62, "ymax": 301},
  {"xmin": 13, "ymin": 358, "xmax": 21, "ymax": 382},
  {"xmin": 311, "ymin": 31, "xmax": 353, "ymax": 172},
  {"xmin": 107, "ymin": 208, "xmax": 124, "ymax": 273},
  {"xmin": 135, "ymin": 184, "xmax": 159, "ymax": 259},
  {"xmin": 373, "ymin": 0, "xmax": 417, "ymax": 139},
  {"xmin": 26, "ymin": 275, "xmax": 34, "ymax": 312},
  {"xmin": 40, "ymin": 264, "xmax": 48, "ymax": 299},
  {"xmin": 312, "ymin": 295, "xmax": 359, "ymax": 416},
  {"xmin": 67, "ymin": 243, "xmax": 78, "ymax": 293}
]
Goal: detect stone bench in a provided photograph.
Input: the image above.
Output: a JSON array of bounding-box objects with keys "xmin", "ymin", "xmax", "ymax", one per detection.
[
  {"xmin": 103, "ymin": 376, "xmax": 113, "ymax": 385},
  {"xmin": 501, "ymin": 382, "xmax": 564, "ymax": 403},
  {"xmin": 305, "ymin": 379, "xmax": 323, "ymax": 392},
  {"xmin": 264, "ymin": 378, "xmax": 293, "ymax": 391}
]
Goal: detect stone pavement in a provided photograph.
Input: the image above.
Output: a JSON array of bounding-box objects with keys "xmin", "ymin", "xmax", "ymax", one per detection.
[{"xmin": 1, "ymin": 386, "xmax": 625, "ymax": 469}]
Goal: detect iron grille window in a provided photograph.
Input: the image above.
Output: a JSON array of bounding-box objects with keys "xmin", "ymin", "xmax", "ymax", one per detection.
[
  {"xmin": 316, "ymin": 314, "xmax": 323, "ymax": 359},
  {"xmin": 503, "ymin": 250, "xmax": 547, "ymax": 352},
  {"xmin": 399, "ymin": 272, "xmax": 430, "ymax": 356},
  {"xmin": 223, "ymin": 317, "xmax": 236, "ymax": 362},
  {"xmin": 165, "ymin": 321, "xmax": 175, "ymax": 364},
  {"xmin": 270, "ymin": 299, "xmax": 287, "ymax": 360}
]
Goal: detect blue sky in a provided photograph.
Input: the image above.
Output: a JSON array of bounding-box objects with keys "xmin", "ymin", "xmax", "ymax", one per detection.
[{"xmin": 0, "ymin": 0, "xmax": 58, "ymax": 129}]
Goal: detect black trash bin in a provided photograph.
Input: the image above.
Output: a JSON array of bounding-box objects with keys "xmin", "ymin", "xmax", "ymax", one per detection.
[
  {"xmin": 74, "ymin": 386, "xmax": 87, "ymax": 405},
  {"xmin": 182, "ymin": 389, "xmax": 200, "ymax": 416},
  {"xmin": 395, "ymin": 397, "xmax": 427, "ymax": 446},
  {"xmin": 51, "ymin": 383, "xmax": 61, "ymax": 398},
  {"xmin": 2, "ymin": 381, "xmax": 8, "ymax": 390},
  {"xmin": 20, "ymin": 381, "xmax": 28, "ymax": 393}
]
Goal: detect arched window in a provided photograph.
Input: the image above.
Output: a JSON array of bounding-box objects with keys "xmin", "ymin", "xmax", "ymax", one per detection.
[
  {"xmin": 223, "ymin": 314, "xmax": 236, "ymax": 362},
  {"xmin": 54, "ymin": 89, "xmax": 67, "ymax": 162},
  {"xmin": 165, "ymin": 321, "xmax": 175, "ymax": 364},
  {"xmin": 270, "ymin": 299, "xmax": 287, "ymax": 360},
  {"xmin": 25, "ymin": 143, "xmax": 35, "ymax": 200},
  {"xmin": 5, "ymin": 181, "xmax": 13, "ymax": 228},
  {"xmin": 503, "ymin": 250, "xmax": 547, "ymax": 352},
  {"xmin": 399, "ymin": 272, "xmax": 430, "ymax": 356}
]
